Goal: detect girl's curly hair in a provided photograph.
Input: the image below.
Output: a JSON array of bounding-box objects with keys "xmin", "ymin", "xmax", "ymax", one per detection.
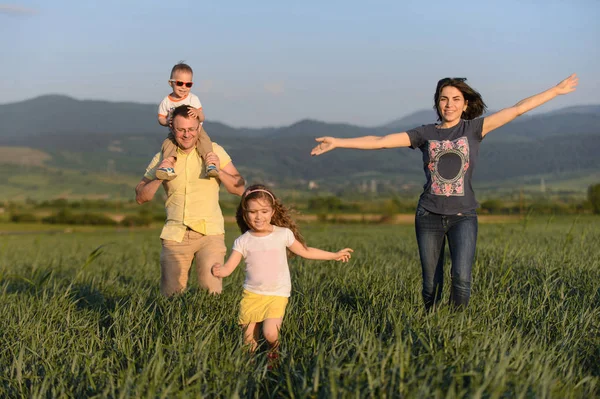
[{"xmin": 236, "ymin": 184, "xmax": 306, "ymax": 256}]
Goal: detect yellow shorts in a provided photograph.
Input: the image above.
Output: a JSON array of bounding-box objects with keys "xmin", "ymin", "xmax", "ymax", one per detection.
[{"xmin": 239, "ymin": 290, "xmax": 289, "ymax": 325}]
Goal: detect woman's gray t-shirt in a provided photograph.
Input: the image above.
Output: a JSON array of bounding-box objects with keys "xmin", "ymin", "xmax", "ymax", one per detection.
[{"xmin": 407, "ymin": 118, "xmax": 484, "ymax": 215}]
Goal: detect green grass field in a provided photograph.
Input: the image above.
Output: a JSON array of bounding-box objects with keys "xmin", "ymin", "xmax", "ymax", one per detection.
[
  {"xmin": 0, "ymin": 163, "xmax": 139, "ymax": 201},
  {"xmin": 1, "ymin": 217, "xmax": 599, "ymax": 398}
]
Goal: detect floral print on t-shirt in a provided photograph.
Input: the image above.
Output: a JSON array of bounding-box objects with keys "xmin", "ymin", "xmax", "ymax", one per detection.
[{"xmin": 427, "ymin": 137, "xmax": 470, "ymax": 197}]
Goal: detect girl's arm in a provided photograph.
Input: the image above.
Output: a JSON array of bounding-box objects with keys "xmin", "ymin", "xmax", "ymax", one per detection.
[
  {"xmin": 211, "ymin": 250, "xmax": 243, "ymax": 277},
  {"xmin": 310, "ymin": 132, "xmax": 411, "ymax": 156},
  {"xmin": 482, "ymin": 73, "xmax": 578, "ymax": 138},
  {"xmin": 288, "ymin": 241, "xmax": 353, "ymax": 262}
]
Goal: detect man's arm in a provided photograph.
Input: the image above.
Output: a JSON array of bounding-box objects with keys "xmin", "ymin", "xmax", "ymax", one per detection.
[
  {"xmin": 135, "ymin": 177, "xmax": 163, "ymax": 204},
  {"xmin": 219, "ymin": 163, "xmax": 245, "ymax": 196},
  {"xmin": 136, "ymin": 157, "xmax": 171, "ymax": 204},
  {"xmin": 204, "ymin": 152, "xmax": 245, "ymax": 196}
]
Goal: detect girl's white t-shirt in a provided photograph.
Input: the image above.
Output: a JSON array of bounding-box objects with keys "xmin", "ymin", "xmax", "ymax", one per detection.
[{"xmin": 232, "ymin": 225, "xmax": 295, "ymax": 297}]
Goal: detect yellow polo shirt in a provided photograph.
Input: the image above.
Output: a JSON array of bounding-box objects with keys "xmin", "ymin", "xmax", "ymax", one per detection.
[{"xmin": 144, "ymin": 143, "xmax": 232, "ymax": 242}]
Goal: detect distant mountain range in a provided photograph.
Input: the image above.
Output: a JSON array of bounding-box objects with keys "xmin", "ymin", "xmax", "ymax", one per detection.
[{"xmin": 0, "ymin": 95, "xmax": 599, "ymax": 199}]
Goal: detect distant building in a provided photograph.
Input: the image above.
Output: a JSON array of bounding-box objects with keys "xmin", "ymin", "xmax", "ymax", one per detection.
[
  {"xmin": 370, "ymin": 179, "xmax": 377, "ymax": 193},
  {"xmin": 308, "ymin": 181, "xmax": 319, "ymax": 190},
  {"xmin": 107, "ymin": 159, "xmax": 116, "ymax": 175},
  {"xmin": 359, "ymin": 181, "xmax": 368, "ymax": 193},
  {"xmin": 540, "ymin": 177, "xmax": 546, "ymax": 193}
]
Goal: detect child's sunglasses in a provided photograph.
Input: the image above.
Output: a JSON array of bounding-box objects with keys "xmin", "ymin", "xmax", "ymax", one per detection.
[{"xmin": 169, "ymin": 80, "xmax": 193, "ymax": 88}]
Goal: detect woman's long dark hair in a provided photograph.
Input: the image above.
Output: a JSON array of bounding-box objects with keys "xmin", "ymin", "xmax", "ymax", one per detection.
[
  {"xmin": 434, "ymin": 77, "xmax": 487, "ymax": 121},
  {"xmin": 236, "ymin": 184, "xmax": 307, "ymax": 255}
]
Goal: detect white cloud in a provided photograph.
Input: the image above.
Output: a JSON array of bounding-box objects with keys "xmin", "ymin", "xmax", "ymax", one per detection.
[
  {"xmin": 264, "ymin": 81, "xmax": 285, "ymax": 96},
  {"xmin": 0, "ymin": 4, "xmax": 39, "ymax": 15}
]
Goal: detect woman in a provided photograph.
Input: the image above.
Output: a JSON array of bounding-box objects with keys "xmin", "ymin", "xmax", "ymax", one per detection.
[{"xmin": 310, "ymin": 74, "xmax": 578, "ymax": 310}]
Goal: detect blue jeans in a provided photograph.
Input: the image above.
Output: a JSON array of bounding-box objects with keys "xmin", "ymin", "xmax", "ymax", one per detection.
[{"xmin": 414, "ymin": 206, "xmax": 478, "ymax": 310}]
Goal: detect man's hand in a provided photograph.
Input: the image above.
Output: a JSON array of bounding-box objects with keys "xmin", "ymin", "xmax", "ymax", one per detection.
[
  {"xmin": 135, "ymin": 177, "xmax": 162, "ymax": 205},
  {"xmin": 204, "ymin": 152, "xmax": 220, "ymax": 170},
  {"xmin": 159, "ymin": 157, "xmax": 176, "ymax": 169}
]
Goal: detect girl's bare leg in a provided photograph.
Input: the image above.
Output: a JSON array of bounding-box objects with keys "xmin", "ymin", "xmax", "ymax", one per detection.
[
  {"xmin": 262, "ymin": 318, "xmax": 283, "ymax": 349},
  {"xmin": 242, "ymin": 322, "xmax": 260, "ymax": 352}
]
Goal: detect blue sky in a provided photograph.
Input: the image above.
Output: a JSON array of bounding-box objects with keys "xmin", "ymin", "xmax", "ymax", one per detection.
[{"xmin": 1, "ymin": 0, "xmax": 598, "ymax": 127}]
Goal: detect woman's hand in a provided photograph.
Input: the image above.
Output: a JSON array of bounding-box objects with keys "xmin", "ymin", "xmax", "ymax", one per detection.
[
  {"xmin": 554, "ymin": 73, "xmax": 578, "ymax": 96},
  {"xmin": 311, "ymin": 137, "xmax": 337, "ymax": 156}
]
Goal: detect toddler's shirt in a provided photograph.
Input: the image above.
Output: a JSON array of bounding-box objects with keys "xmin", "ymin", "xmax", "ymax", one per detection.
[
  {"xmin": 158, "ymin": 93, "xmax": 202, "ymax": 120},
  {"xmin": 232, "ymin": 226, "xmax": 295, "ymax": 297}
]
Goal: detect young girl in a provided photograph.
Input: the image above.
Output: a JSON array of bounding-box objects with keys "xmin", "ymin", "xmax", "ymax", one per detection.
[{"xmin": 211, "ymin": 184, "xmax": 353, "ymax": 354}]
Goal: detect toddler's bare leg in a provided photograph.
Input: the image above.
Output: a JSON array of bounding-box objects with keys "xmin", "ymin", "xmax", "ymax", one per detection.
[
  {"xmin": 196, "ymin": 126, "xmax": 219, "ymax": 178},
  {"xmin": 157, "ymin": 135, "xmax": 179, "ymax": 180}
]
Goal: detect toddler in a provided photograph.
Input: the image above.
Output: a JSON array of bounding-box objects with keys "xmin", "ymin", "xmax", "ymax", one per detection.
[{"xmin": 156, "ymin": 62, "xmax": 218, "ymax": 180}]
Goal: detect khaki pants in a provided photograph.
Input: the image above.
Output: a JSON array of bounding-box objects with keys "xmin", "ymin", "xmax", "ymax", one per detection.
[
  {"xmin": 160, "ymin": 230, "xmax": 226, "ymax": 296},
  {"xmin": 162, "ymin": 126, "xmax": 214, "ymax": 160}
]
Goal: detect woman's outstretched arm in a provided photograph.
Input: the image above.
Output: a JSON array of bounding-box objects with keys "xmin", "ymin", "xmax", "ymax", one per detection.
[
  {"xmin": 482, "ymin": 73, "xmax": 578, "ymax": 137},
  {"xmin": 310, "ymin": 132, "xmax": 411, "ymax": 156}
]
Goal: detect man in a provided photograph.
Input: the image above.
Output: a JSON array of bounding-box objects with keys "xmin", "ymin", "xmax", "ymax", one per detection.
[{"xmin": 136, "ymin": 105, "xmax": 245, "ymax": 296}]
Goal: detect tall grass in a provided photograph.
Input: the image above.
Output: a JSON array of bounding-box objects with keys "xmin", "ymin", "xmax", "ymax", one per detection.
[{"xmin": 1, "ymin": 217, "xmax": 599, "ymax": 397}]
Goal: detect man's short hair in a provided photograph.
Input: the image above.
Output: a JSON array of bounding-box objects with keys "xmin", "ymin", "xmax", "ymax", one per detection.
[
  {"xmin": 170, "ymin": 62, "xmax": 193, "ymax": 78},
  {"xmin": 171, "ymin": 105, "xmax": 194, "ymax": 121}
]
